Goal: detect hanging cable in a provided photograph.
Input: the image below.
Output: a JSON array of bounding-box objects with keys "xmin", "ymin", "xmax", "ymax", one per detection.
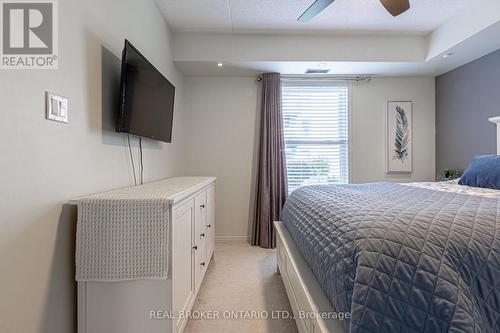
[
  {"xmin": 139, "ymin": 137, "xmax": 144, "ymax": 185},
  {"xmin": 127, "ymin": 134, "xmax": 137, "ymax": 186}
]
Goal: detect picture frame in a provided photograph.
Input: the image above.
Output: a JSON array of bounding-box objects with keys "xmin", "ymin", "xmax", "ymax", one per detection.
[
  {"xmin": 386, "ymin": 101, "xmax": 412, "ymax": 173},
  {"xmin": 46, "ymin": 91, "xmax": 68, "ymax": 123}
]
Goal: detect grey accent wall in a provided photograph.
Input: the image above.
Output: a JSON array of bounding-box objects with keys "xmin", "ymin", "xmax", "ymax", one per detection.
[{"xmin": 436, "ymin": 49, "xmax": 500, "ymax": 173}]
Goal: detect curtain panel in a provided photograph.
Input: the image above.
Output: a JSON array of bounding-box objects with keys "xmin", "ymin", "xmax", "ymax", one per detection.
[{"xmin": 252, "ymin": 73, "xmax": 288, "ymax": 249}]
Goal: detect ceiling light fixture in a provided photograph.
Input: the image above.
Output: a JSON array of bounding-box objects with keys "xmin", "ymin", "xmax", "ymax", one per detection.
[
  {"xmin": 217, "ymin": 62, "xmax": 224, "ymax": 67},
  {"xmin": 441, "ymin": 52, "xmax": 454, "ymax": 59}
]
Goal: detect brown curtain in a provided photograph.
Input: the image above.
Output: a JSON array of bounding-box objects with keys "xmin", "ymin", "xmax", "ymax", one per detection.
[{"xmin": 252, "ymin": 73, "xmax": 288, "ymax": 249}]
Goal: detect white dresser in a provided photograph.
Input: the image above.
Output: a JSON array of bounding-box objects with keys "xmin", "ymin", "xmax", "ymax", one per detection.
[{"xmin": 74, "ymin": 177, "xmax": 216, "ymax": 333}]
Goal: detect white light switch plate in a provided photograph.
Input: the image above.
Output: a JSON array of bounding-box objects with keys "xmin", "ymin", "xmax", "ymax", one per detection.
[{"xmin": 46, "ymin": 91, "xmax": 68, "ymax": 123}]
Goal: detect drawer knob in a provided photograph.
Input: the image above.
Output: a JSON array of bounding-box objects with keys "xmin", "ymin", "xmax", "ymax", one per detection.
[
  {"xmin": 207, "ymin": 224, "xmax": 211, "ymax": 228},
  {"xmin": 200, "ymin": 233, "xmax": 205, "ymax": 237},
  {"xmin": 200, "ymin": 204, "xmax": 205, "ymax": 208},
  {"xmin": 193, "ymin": 245, "xmax": 198, "ymax": 250},
  {"xmin": 201, "ymin": 262, "xmax": 205, "ymax": 267}
]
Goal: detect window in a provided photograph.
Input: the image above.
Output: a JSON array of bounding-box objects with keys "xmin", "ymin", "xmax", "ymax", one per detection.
[{"xmin": 282, "ymin": 80, "xmax": 349, "ymax": 192}]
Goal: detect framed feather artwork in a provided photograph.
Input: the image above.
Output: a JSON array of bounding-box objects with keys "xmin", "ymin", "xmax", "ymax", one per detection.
[{"xmin": 386, "ymin": 101, "xmax": 413, "ymax": 173}]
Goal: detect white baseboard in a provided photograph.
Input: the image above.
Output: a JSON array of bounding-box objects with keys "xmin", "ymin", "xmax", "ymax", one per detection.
[{"xmin": 215, "ymin": 236, "xmax": 249, "ymax": 243}]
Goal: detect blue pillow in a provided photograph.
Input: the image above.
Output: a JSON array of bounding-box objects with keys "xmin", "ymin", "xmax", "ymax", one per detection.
[{"xmin": 458, "ymin": 155, "xmax": 500, "ymax": 189}]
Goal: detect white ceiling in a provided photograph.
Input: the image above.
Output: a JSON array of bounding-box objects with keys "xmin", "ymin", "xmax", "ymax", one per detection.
[
  {"xmin": 174, "ymin": 19, "xmax": 500, "ymax": 77},
  {"xmin": 159, "ymin": 0, "xmax": 472, "ymax": 34},
  {"xmin": 162, "ymin": 0, "xmax": 500, "ymax": 76}
]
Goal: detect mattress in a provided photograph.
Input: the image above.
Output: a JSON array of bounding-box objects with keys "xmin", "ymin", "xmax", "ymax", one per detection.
[{"xmin": 281, "ymin": 182, "xmax": 500, "ymax": 333}]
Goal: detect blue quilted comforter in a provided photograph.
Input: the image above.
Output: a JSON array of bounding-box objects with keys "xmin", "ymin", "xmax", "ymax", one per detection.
[{"xmin": 281, "ymin": 183, "xmax": 500, "ymax": 333}]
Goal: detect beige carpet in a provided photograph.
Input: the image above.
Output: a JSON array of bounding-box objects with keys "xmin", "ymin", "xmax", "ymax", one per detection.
[{"xmin": 184, "ymin": 241, "xmax": 298, "ymax": 333}]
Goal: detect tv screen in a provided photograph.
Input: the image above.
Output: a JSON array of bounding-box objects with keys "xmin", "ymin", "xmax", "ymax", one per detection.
[{"xmin": 117, "ymin": 40, "xmax": 175, "ymax": 143}]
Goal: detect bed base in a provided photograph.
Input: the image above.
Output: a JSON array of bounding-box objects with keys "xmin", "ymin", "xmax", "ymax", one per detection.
[{"xmin": 274, "ymin": 222, "xmax": 346, "ymax": 333}]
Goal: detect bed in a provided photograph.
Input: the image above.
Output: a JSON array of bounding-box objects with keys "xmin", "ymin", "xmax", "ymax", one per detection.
[{"xmin": 275, "ymin": 118, "xmax": 500, "ymax": 333}]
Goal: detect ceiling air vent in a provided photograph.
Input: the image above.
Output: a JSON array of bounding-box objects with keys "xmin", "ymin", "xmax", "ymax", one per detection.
[{"xmin": 305, "ymin": 69, "xmax": 330, "ymax": 74}]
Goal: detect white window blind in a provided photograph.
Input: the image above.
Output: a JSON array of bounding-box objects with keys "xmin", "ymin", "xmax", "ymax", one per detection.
[{"xmin": 282, "ymin": 80, "xmax": 349, "ymax": 192}]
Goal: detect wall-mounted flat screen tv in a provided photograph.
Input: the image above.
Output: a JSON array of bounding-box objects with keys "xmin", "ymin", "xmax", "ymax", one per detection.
[{"xmin": 116, "ymin": 40, "xmax": 175, "ymax": 143}]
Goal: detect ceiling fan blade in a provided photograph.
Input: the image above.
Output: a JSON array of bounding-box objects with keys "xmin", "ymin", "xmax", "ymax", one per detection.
[
  {"xmin": 379, "ymin": 0, "xmax": 410, "ymax": 17},
  {"xmin": 298, "ymin": 0, "xmax": 335, "ymax": 22}
]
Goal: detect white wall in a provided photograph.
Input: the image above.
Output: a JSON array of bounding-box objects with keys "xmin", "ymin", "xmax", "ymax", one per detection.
[
  {"xmin": 350, "ymin": 77, "xmax": 436, "ymax": 183},
  {"xmin": 0, "ymin": 0, "xmax": 185, "ymax": 332},
  {"xmin": 184, "ymin": 77, "xmax": 261, "ymax": 240},
  {"xmin": 173, "ymin": 33, "xmax": 426, "ymax": 62},
  {"xmin": 183, "ymin": 76, "xmax": 435, "ymax": 240}
]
